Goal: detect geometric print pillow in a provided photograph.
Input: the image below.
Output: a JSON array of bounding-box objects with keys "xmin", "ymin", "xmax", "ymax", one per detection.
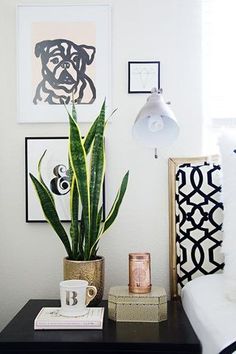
[{"xmin": 176, "ymin": 162, "xmax": 224, "ymax": 295}]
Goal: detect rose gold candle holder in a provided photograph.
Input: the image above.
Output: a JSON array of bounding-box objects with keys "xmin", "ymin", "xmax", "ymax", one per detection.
[{"xmin": 129, "ymin": 253, "xmax": 151, "ymax": 294}]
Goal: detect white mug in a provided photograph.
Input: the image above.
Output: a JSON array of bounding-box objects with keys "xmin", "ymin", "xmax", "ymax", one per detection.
[{"xmin": 59, "ymin": 280, "xmax": 97, "ymax": 317}]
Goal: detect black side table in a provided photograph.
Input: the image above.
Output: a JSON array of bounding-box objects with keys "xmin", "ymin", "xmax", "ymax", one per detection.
[{"xmin": 0, "ymin": 299, "xmax": 201, "ymax": 353}]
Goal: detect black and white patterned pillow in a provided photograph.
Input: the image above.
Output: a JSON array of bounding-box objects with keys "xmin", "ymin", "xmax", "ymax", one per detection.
[{"xmin": 176, "ymin": 162, "xmax": 224, "ymax": 294}]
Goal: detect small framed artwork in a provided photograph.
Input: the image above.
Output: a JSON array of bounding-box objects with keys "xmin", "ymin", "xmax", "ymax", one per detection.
[
  {"xmin": 17, "ymin": 5, "xmax": 111, "ymax": 123},
  {"xmin": 25, "ymin": 137, "xmax": 106, "ymax": 222},
  {"xmin": 128, "ymin": 61, "xmax": 160, "ymax": 93}
]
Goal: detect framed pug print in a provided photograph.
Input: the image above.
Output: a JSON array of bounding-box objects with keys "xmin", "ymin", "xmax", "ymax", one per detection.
[
  {"xmin": 25, "ymin": 137, "xmax": 106, "ymax": 222},
  {"xmin": 17, "ymin": 5, "xmax": 111, "ymax": 122}
]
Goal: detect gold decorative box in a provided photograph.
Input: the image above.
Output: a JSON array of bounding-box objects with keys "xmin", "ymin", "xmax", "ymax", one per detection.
[{"xmin": 108, "ymin": 286, "xmax": 167, "ymax": 322}]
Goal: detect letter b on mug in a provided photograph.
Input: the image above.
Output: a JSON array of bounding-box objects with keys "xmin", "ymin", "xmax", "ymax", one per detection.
[
  {"xmin": 60, "ymin": 280, "xmax": 97, "ymax": 317},
  {"xmin": 66, "ymin": 291, "xmax": 78, "ymax": 306}
]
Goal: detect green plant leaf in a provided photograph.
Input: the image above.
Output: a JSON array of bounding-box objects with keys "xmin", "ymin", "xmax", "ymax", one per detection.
[
  {"xmin": 70, "ymin": 176, "xmax": 79, "ymax": 258},
  {"xmin": 83, "ymin": 117, "xmax": 98, "ymax": 154},
  {"xmin": 68, "ymin": 113, "xmax": 90, "ymax": 259},
  {"xmin": 37, "ymin": 150, "xmax": 55, "ymax": 205},
  {"xmin": 89, "ymin": 205, "xmax": 103, "ymax": 259},
  {"xmin": 104, "ymin": 171, "xmax": 129, "ymax": 232},
  {"xmin": 105, "ymin": 107, "xmax": 118, "ymax": 124},
  {"xmin": 71, "ymin": 95, "xmax": 77, "ymax": 122},
  {"xmin": 96, "ymin": 205, "xmax": 104, "ymax": 235},
  {"xmin": 78, "ymin": 211, "xmax": 85, "ymax": 259},
  {"xmin": 89, "ymin": 103, "xmax": 105, "ymax": 250},
  {"xmin": 83, "ymin": 100, "xmax": 116, "ymax": 156},
  {"xmin": 83, "ymin": 100, "xmax": 105, "ymax": 154},
  {"xmin": 29, "ymin": 173, "xmax": 73, "ymax": 259},
  {"xmin": 89, "ymin": 171, "xmax": 129, "ymax": 257}
]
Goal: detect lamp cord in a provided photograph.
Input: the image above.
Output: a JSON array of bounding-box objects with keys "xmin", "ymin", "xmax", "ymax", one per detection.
[{"xmin": 154, "ymin": 148, "xmax": 158, "ymax": 159}]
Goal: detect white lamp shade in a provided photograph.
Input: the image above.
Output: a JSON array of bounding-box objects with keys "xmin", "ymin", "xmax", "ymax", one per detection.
[{"xmin": 133, "ymin": 89, "xmax": 179, "ymax": 148}]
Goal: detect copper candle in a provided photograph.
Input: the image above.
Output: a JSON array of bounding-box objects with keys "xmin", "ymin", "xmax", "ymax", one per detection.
[{"xmin": 129, "ymin": 253, "xmax": 151, "ymax": 293}]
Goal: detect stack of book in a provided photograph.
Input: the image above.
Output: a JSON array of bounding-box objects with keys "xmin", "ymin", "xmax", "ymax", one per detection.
[{"xmin": 34, "ymin": 307, "xmax": 104, "ymax": 330}]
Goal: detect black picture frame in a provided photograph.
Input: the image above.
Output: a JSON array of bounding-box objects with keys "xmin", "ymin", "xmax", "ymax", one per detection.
[
  {"xmin": 25, "ymin": 137, "xmax": 106, "ymax": 222},
  {"xmin": 128, "ymin": 61, "xmax": 160, "ymax": 93}
]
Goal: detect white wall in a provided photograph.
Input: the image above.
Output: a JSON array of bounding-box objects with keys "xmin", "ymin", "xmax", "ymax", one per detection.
[{"xmin": 0, "ymin": 0, "xmax": 203, "ymax": 330}]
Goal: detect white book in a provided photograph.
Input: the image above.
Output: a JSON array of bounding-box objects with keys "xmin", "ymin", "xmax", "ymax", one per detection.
[{"xmin": 34, "ymin": 307, "xmax": 104, "ymax": 330}]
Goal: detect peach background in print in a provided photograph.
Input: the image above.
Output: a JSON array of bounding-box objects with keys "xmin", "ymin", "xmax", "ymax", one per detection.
[{"xmin": 31, "ymin": 22, "xmax": 96, "ymax": 103}]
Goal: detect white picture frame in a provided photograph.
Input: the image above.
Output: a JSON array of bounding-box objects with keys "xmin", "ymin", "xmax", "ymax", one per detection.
[{"xmin": 17, "ymin": 4, "xmax": 111, "ymax": 123}]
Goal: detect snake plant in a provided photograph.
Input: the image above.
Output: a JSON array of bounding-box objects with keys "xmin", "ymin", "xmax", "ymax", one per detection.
[{"xmin": 29, "ymin": 101, "xmax": 129, "ymax": 260}]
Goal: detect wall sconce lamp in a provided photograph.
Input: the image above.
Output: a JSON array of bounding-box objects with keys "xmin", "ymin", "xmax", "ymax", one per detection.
[{"xmin": 132, "ymin": 88, "xmax": 179, "ymax": 158}]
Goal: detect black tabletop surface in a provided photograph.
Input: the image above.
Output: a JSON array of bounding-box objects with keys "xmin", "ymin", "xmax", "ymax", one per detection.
[{"xmin": 0, "ymin": 299, "xmax": 201, "ymax": 354}]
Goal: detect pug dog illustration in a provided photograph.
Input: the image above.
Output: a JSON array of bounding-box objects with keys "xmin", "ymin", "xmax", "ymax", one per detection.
[{"xmin": 33, "ymin": 39, "xmax": 96, "ymax": 105}]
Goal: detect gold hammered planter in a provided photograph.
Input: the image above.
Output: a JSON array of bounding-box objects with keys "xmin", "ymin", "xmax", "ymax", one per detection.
[{"xmin": 63, "ymin": 256, "xmax": 104, "ymax": 306}]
